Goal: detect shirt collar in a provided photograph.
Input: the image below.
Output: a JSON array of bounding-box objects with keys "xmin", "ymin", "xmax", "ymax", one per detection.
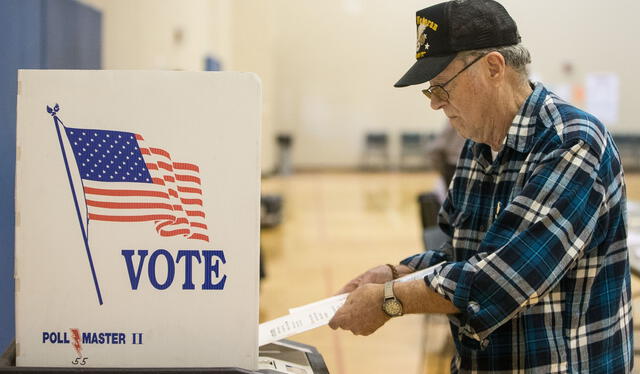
[
  {"xmin": 504, "ymin": 81, "xmax": 547, "ymax": 153},
  {"xmin": 470, "ymin": 82, "xmax": 548, "ymax": 163}
]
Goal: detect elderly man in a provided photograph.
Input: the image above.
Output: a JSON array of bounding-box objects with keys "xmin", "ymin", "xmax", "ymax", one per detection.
[{"xmin": 328, "ymin": 0, "xmax": 632, "ymax": 372}]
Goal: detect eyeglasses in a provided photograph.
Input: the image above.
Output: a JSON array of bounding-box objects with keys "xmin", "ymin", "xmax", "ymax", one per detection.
[{"xmin": 422, "ymin": 54, "xmax": 486, "ymax": 102}]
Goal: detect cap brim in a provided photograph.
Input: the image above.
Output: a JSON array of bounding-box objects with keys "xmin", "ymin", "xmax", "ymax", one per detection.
[{"xmin": 394, "ymin": 54, "xmax": 456, "ymax": 88}]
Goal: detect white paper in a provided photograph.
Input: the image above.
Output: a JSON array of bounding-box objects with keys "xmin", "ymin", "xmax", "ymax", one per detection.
[
  {"xmin": 395, "ymin": 262, "xmax": 445, "ymax": 282},
  {"xmin": 585, "ymin": 72, "xmax": 619, "ymax": 126},
  {"xmin": 288, "ymin": 293, "xmax": 348, "ymax": 315},
  {"xmin": 259, "ymin": 298, "xmax": 345, "ymax": 347},
  {"xmin": 259, "ymin": 262, "xmax": 444, "ymax": 346}
]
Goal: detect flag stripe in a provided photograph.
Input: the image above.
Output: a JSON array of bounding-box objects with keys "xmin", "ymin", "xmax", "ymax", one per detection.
[
  {"xmin": 174, "ymin": 162, "xmax": 199, "ymax": 172},
  {"xmin": 160, "ymin": 228, "xmax": 190, "ymax": 236},
  {"xmin": 178, "ymin": 186, "xmax": 202, "ymax": 194},
  {"xmin": 84, "ymin": 186, "xmax": 169, "ymax": 198},
  {"xmin": 150, "ymin": 147, "xmax": 171, "ymax": 159},
  {"xmin": 190, "ymin": 222, "xmax": 208, "ymax": 229},
  {"xmin": 180, "ymin": 198, "xmax": 202, "ymax": 206},
  {"xmin": 176, "ymin": 174, "xmax": 201, "ymax": 184},
  {"xmin": 186, "ymin": 210, "xmax": 205, "ymax": 217},
  {"xmin": 158, "ymin": 161, "xmax": 173, "ymax": 172},
  {"xmin": 87, "ymin": 200, "xmax": 174, "ymax": 210},
  {"xmin": 189, "ymin": 233, "xmax": 209, "ymax": 241},
  {"xmin": 88, "ymin": 213, "xmax": 176, "ymax": 222}
]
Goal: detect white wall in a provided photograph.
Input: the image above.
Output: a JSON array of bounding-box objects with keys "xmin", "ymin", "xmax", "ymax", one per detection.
[
  {"xmin": 229, "ymin": 1, "xmax": 276, "ymax": 174},
  {"xmin": 79, "ymin": 0, "xmax": 230, "ymax": 70},
  {"xmin": 269, "ymin": 0, "xmax": 443, "ymax": 168},
  {"xmin": 79, "ymin": 0, "xmax": 640, "ymax": 170},
  {"xmin": 268, "ymin": 0, "xmax": 639, "ymax": 168}
]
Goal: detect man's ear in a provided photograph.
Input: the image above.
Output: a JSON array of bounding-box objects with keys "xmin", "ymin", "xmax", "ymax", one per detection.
[{"xmin": 485, "ymin": 51, "xmax": 506, "ymax": 82}]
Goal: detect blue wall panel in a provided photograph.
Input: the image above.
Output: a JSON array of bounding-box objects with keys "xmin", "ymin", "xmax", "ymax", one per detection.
[
  {"xmin": 44, "ymin": 0, "xmax": 102, "ymax": 69},
  {"xmin": 0, "ymin": 0, "xmax": 43, "ymax": 353},
  {"xmin": 74, "ymin": 3, "xmax": 102, "ymax": 69},
  {"xmin": 0, "ymin": 0, "xmax": 101, "ymax": 352}
]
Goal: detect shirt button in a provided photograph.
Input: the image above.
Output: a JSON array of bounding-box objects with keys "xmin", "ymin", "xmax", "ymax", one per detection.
[
  {"xmin": 480, "ymin": 338, "xmax": 490, "ymax": 350},
  {"xmin": 467, "ymin": 301, "xmax": 480, "ymax": 314},
  {"xmin": 479, "ymin": 224, "xmax": 486, "ymax": 231}
]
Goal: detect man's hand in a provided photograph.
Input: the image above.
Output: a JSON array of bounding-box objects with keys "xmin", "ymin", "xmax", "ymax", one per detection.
[
  {"xmin": 336, "ymin": 264, "xmax": 413, "ymax": 294},
  {"xmin": 328, "ymin": 283, "xmax": 390, "ymax": 336}
]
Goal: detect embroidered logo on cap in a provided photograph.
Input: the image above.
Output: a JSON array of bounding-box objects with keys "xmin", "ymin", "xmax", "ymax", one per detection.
[
  {"xmin": 416, "ymin": 16, "xmax": 438, "ymax": 59},
  {"xmin": 416, "ymin": 24, "xmax": 429, "ymax": 56}
]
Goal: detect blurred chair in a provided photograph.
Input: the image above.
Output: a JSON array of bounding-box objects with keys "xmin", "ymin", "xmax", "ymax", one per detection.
[
  {"xmin": 426, "ymin": 125, "xmax": 466, "ymax": 187},
  {"xmin": 417, "ymin": 192, "xmax": 447, "ymax": 251},
  {"xmin": 276, "ymin": 134, "xmax": 293, "ymax": 176},
  {"xmin": 261, "ymin": 195, "xmax": 283, "ymax": 229},
  {"xmin": 361, "ymin": 132, "xmax": 390, "ymax": 171},
  {"xmin": 399, "ymin": 132, "xmax": 429, "ymax": 170},
  {"xmin": 613, "ymin": 134, "xmax": 640, "ymax": 171},
  {"xmin": 260, "ymin": 194, "xmax": 284, "ymax": 280}
]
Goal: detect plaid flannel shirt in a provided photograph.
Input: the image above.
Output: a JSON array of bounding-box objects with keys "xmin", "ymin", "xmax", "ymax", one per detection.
[{"xmin": 401, "ymin": 82, "xmax": 632, "ymax": 373}]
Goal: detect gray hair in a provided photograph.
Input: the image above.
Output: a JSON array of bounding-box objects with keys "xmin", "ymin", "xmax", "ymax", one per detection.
[{"xmin": 459, "ymin": 44, "xmax": 531, "ymax": 81}]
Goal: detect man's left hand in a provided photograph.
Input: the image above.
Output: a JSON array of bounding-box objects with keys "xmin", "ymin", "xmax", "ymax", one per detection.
[{"xmin": 328, "ymin": 283, "xmax": 390, "ymax": 336}]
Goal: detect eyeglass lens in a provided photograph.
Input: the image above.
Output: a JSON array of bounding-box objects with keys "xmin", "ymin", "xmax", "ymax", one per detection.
[{"xmin": 422, "ymin": 86, "xmax": 448, "ymax": 101}]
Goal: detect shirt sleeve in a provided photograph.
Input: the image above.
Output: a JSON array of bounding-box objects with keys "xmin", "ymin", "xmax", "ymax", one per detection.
[{"xmin": 425, "ymin": 139, "xmax": 607, "ymax": 344}]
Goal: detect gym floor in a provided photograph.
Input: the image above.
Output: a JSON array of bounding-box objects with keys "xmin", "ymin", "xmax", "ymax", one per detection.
[{"xmin": 259, "ymin": 171, "xmax": 640, "ymax": 374}]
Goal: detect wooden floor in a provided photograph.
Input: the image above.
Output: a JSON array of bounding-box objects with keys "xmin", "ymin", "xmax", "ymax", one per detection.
[{"xmin": 259, "ymin": 171, "xmax": 640, "ymax": 374}]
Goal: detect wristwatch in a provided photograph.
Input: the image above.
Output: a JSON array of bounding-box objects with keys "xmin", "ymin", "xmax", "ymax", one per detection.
[{"xmin": 382, "ymin": 281, "xmax": 403, "ymax": 317}]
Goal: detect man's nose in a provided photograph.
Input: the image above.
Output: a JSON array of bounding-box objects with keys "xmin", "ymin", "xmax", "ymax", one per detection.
[{"xmin": 430, "ymin": 95, "xmax": 446, "ymax": 111}]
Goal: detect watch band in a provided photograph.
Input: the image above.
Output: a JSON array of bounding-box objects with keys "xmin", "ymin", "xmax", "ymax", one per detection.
[
  {"xmin": 384, "ymin": 280, "xmax": 395, "ymax": 300},
  {"xmin": 386, "ymin": 264, "xmax": 399, "ymax": 280}
]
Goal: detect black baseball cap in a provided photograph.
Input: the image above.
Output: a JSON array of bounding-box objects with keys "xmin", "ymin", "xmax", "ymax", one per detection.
[{"xmin": 394, "ymin": 0, "xmax": 521, "ymax": 88}]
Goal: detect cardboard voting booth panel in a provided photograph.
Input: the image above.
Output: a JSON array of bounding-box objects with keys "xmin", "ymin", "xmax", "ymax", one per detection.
[{"xmin": 14, "ymin": 70, "xmax": 261, "ymax": 369}]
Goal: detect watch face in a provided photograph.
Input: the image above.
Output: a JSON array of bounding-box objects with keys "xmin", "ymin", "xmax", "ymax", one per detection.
[{"xmin": 383, "ymin": 299, "xmax": 403, "ymax": 317}]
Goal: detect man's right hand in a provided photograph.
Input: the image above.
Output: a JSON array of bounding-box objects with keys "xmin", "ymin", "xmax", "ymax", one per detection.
[{"xmin": 335, "ymin": 264, "xmax": 413, "ymax": 294}]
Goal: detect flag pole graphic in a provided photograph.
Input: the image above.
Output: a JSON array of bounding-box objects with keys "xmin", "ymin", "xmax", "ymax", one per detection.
[{"xmin": 48, "ymin": 104, "xmax": 103, "ymax": 305}]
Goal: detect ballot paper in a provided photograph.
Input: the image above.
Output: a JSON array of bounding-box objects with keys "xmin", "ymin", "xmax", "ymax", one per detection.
[
  {"xmin": 258, "ymin": 296, "xmax": 348, "ymax": 347},
  {"xmin": 259, "ymin": 262, "xmax": 444, "ymax": 346}
]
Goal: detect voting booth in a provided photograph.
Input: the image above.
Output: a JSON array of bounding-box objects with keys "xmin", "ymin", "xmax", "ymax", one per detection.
[{"xmin": 14, "ymin": 70, "xmax": 263, "ymax": 369}]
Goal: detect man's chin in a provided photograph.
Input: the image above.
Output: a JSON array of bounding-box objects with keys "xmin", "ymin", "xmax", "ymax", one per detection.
[{"xmin": 448, "ymin": 121, "xmax": 467, "ymax": 138}]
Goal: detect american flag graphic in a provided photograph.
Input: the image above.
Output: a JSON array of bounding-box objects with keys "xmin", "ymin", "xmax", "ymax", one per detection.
[{"xmin": 64, "ymin": 126, "xmax": 209, "ymax": 242}]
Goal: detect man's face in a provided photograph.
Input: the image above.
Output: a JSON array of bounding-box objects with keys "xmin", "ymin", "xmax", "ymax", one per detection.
[{"xmin": 427, "ymin": 56, "xmax": 489, "ymax": 141}]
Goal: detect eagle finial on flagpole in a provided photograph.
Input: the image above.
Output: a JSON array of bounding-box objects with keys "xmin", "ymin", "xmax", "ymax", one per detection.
[{"xmin": 46, "ymin": 103, "xmax": 60, "ymax": 117}]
